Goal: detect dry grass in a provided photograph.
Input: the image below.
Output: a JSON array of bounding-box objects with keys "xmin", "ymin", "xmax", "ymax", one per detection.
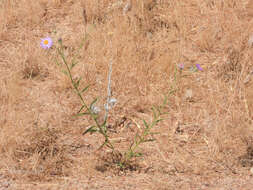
[{"xmin": 1, "ymin": 0, "xmax": 253, "ymax": 189}]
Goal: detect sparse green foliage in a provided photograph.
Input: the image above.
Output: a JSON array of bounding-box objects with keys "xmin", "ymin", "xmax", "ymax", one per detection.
[
  {"xmin": 122, "ymin": 99, "xmax": 168, "ymax": 165},
  {"xmin": 55, "ymin": 37, "xmax": 114, "ymax": 151},
  {"xmin": 54, "ymin": 37, "xmax": 169, "ymax": 170}
]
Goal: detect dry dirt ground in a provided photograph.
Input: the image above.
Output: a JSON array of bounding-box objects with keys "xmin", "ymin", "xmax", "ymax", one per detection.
[{"xmin": 1, "ymin": 0, "xmax": 253, "ymax": 189}]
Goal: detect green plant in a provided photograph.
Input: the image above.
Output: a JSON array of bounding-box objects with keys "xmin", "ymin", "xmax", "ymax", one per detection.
[
  {"xmin": 48, "ymin": 36, "xmax": 169, "ymax": 169},
  {"xmin": 55, "ymin": 37, "xmax": 114, "ymax": 151},
  {"xmin": 120, "ymin": 96, "xmax": 169, "ymax": 168}
]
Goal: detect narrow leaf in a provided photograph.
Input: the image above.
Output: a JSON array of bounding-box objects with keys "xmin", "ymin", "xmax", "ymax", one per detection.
[
  {"xmin": 151, "ymin": 106, "xmax": 157, "ymax": 119},
  {"xmin": 149, "ymin": 132, "xmax": 160, "ymax": 135},
  {"xmin": 133, "ymin": 152, "xmax": 142, "ymax": 157},
  {"xmin": 156, "ymin": 106, "xmax": 162, "ymax": 115},
  {"xmin": 134, "ymin": 133, "xmax": 141, "ymax": 142},
  {"xmin": 75, "ymin": 77, "xmax": 82, "ymax": 88},
  {"xmin": 156, "ymin": 118, "xmax": 164, "ymax": 123},
  {"xmin": 70, "ymin": 62, "xmax": 78, "ymax": 70},
  {"xmin": 89, "ymin": 98, "xmax": 98, "ymax": 109},
  {"xmin": 74, "ymin": 111, "xmax": 90, "ymax": 117},
  {"xmin": 101, "ymin": 119, "xmax": 107, "ymax": 133},
  {"xmin": 81, "ymin": 84, "xmax": 90, "ymax": 93},
  {"xmin": 144, "ymin": 138, "xmax": 156, "ymax": 142},
  {"xmin": 163, "ymin": 95, "xmax": 168, "ymax": 106},
  {"xmin": 77, "ymin": 105, "xmax": 86, "ymax": 113},
  {"xmin": 143, "ymin": 119, "xmax": 149, "ymax": 129},
  {"xmin": 82, "ymin": 126, "xmax": 98, "ymax": 135},
  {"xmin": 98, "ymin": 140, "xmax": 107, "ymax": 150}
]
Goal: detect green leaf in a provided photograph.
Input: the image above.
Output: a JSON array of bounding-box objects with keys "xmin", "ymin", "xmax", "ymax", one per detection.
[
  {"xmin": 89, "ymin": 98, "xmax": 98, "ymax": 109},
  {"xmin": 81, "ymin": 85, "xmax": 90, "ymax": 93},
  {"xmin": 168, "ymin": 88, "xmax": 176, "ymax": 95},
  {"xmin": 142, "ymin": 119, "xmax": 149, "ymax": 129},
  {"xmin": 75, "ymin": 77, "xmax": 82, "ymax": 88},
  {"xmin": 118, "ymin": 162, "xmax": 125, "ymax": 169},
  {"xmin": 70, "ymin": 61, "xmax": 78, "ymax": 70},
  {"xmin": 156, "ymin": 106, "xmax": 162, "ymax": 116},
  {"xmin": 74, "ymin": 111, "xmax": 90, "ymax": 117},
  {"xmin": 133, "ymin": 152, "xmax": 143, "ymax": 157},
  {"xmin": 151, "ymin": 106, "xmax": 157, "ymax": 119},
  {"xmin": 161, "ymin": 111, "xmax": 169, "ymax": 115},
  {"xmin": 134, "ymin": 133, "xmax": 141, "ymax": 143},
  {"xmin": 156, "ymin": 118, "xmax": 164, "ymax": 123},
  {"xmin": 150, "ymin": 120, "xmax": 159, "ymax": 127},
  {"xmin": 82, "ymin": 126, "xmax": 98, "ymax": 135},
  {"xmin": 77, "ymin": 105, "xmax": 86, "ymax": 113},
  {"xmin": 149, "ymin": 132, "xmax": 160, "ymax": 135},
  {"xmin": 101, "ymin": 119, "xmax": 107, "ymax": 133},
  {"xmin": 163, "ymin": 95, "xmax": 168, "ymax": 106},
  {"xmin": 143, "ymin": 138, "xmax": 156, "ymax": 142},
  {"xmin": 98, "ymin": 140, "xmax": 108, "ymax": 150}
]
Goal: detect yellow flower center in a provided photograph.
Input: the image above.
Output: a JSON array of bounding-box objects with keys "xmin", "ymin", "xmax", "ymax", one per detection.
[{"xmin": 44, "ymin": 40, "xmax": 49, "ymax": 45}]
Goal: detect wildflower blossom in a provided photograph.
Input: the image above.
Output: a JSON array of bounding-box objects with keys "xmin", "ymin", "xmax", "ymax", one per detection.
[
  {"xmin": 40, "ymin": 37, "xmax": 53, "ymax": 49},
  {"xmin": 196, "ymin": 64, "xmax": 203, "ymax": 71},
  {"xmin": 178, "ymin": 63, "xmax": 184, "ymax": 70}
]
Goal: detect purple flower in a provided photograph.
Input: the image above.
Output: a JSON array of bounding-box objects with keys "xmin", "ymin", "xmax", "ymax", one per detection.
[
  {"xmin": 196, "ymin": 64, "xmax": 203, "ymax": 71},
  {"xmin": 178, "ymin": 63, "xmax": 184, "ymax": 70},
  {"xmin": 40, "ymin": 37, "xmax": 53, "ymax": 49}
]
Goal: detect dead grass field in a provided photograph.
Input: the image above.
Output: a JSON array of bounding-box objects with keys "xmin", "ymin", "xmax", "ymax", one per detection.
[{"xmin": 1, "ymin": 0, "xmax": 253, "ymax": 189}]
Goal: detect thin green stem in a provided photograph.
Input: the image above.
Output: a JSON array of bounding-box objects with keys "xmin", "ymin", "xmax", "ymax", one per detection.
[
  {"xmin": 57, "ymin": 46, "xmax": 114, "ymax": 150},
  {"xmin": 124, "ymin": 119, "xmax": 158, "ymax": 161}
]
